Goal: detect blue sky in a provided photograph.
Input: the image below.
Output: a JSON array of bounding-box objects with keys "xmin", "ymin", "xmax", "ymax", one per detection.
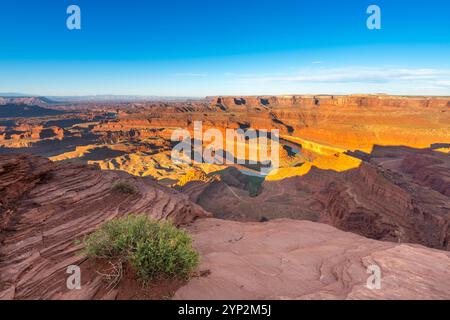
[{"xmin": 1, "ymin": 0, "xmax": 450, "ymax": 96}]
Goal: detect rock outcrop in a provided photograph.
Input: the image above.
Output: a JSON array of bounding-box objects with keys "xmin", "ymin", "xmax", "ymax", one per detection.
[
  {"xmin": 174, "ymin": 218, "xmax": 450, "ymax": 300},
  {"xmin": 0, "ymin": 124, "xmax": 66, "ymax": 149},
  {"xmin": 0, "ymin": 154, "xmax": 209, "ymax": 299}
]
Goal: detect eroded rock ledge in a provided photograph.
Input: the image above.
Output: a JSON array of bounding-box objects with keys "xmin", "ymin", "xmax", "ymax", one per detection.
[
  {"xmin": 174, "ymin": 219, "xmax": 450, "ymax": 300},
  {"xmin": 0, "ymin": 154, "xmax": 209, "ymax": 299}
]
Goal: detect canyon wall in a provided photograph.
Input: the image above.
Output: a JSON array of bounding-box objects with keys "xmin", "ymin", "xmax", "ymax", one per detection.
[{"xmin": 90, "ymin": 95, "xmax": 450, "ymax": 152}]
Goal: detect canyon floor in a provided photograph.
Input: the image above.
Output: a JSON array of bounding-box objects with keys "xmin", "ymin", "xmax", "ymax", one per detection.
[{"xmin": 0, "ymin": 95, "xmax": 449, "ymax": 300}]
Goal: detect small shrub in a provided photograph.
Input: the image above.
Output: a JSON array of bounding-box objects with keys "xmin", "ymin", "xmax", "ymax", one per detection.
[
  {"xmin": 84, "ymin": 215, "xmax": 199, "ymax": 281},
  {"xmin": 112, "ymin": 180, "xmax": 137, "ymax": 195},
  {"xmin": 246, "ymin": 176, "xmax": 264, "ymax": 197}
]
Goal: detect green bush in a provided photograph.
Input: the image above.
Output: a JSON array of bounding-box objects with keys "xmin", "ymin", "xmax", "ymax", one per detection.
[
  {"xmin": 245, "ymin": 176, "xmax": 264, "ymax": 197},
  {"xmin": 84, "ymin": 215, "xmax": 199, "ymax": 280},
  {"xmin": 112, "ymin": 180, "xmax": 138, "ymax": 195}
]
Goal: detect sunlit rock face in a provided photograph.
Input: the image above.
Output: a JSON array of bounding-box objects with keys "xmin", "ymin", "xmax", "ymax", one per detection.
[
  {"xmin": 0, "ymin": 124, "xmax": 65, "ymax": 148},
  {"xmin": 60, "ymin": 94, "xmax": 448, "ymax": 182},
  {"xmin": 209, "ymin": 95, "xmax": 450, "ymax": 152}
]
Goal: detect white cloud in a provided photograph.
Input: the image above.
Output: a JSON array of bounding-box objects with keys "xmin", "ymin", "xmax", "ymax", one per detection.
[
  {"xmin": 435, "ymin": 80, "xmax": 450, "ymax": 88},
  {"xmin": 221, "ymin": 66, "xmax": 450, "ymax": 96},
  {"xmin": 247, "ymin": 67, "xmax": 447, "ymax": 83},
  {"xmin": 174, "ymin": 73, "xmax": 207, "ymax": 77}
]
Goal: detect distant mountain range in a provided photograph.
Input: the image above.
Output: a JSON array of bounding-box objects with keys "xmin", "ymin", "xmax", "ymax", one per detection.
[
  {"xmin": 0, "ymin": 93, "xmax": 33, "ymax": 97},
  {"xmin": 0, "ymin": 96, "xmax": 57, "ymax": 106},
  {"xmin": 0, "ymin": 94, "xmax": 201, "ymax": 103},
  {"xmin": 49, "ymin": 95, "xmax": 201, "ymax": 102}
]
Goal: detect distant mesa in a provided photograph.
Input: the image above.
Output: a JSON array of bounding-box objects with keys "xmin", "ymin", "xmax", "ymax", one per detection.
[
  {"xmin": 0, "ymin": 104, "xmax": 64, "ymax": 119},
  {"xmin": 0, "ymin": 96, "xmax": 58, "ymax": 106}
]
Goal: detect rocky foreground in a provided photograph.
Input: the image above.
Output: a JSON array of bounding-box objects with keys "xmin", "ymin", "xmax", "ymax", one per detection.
[
  {"xmin": 0, "ymin": 154, "xmax": 208, "ymax": 299},
  {"xmin": 1, "ymin": 154, "xmax": 450, "ymax": 300},
  {"xmin": 175, "ymin": 219, "xmax": 450, "ymax": 300}
]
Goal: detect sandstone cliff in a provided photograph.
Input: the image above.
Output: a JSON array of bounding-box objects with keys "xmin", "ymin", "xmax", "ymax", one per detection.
[{"xmin": 90, "ymin": 95, "xmax": 450, "ymax": 153}]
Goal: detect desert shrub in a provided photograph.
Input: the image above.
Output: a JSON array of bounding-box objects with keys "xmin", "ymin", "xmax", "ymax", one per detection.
[
  {"xmin": 84, "ymin": 215, "xmax": 199, "ymax": 280},
  {"xmin": 112, "ymin": 180, "xmax": 137, "ymax": 195},
  {"xmin": 246, "ymin": 176, "xmax": 264, "ymax": 197}
]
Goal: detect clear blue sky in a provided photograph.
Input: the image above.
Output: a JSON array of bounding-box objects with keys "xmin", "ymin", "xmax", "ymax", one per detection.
[{"xmin": 1, "ymin": 0, "xmax": 449, "ymax": 96}]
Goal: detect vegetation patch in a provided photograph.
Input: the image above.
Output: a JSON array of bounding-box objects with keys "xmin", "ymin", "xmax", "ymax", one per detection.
[
  {"xmin": 84, "ymin": 215, "xmax": 199, "ymax": 283},
  {"xmin": 112, "ymin": 180, "xmax": 138, "ymax": 195},
  {"xmin": 245, "ymin": 176, "xmax": 265, "ymax": 197}
]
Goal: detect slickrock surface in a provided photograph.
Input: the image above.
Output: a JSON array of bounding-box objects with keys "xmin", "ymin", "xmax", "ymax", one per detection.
[
  {"xmin": 174, "ymin": 218, "xmax": 450, "ymax": 300},
  {"xmin": 0, "ymin": 155, "xmax": 209, "ymax": 300}
]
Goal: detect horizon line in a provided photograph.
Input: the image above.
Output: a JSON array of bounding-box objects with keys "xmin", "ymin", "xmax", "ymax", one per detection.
[{"xmin": 2, "ymin": 93, "xmax": 450, "ymax": 99}]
